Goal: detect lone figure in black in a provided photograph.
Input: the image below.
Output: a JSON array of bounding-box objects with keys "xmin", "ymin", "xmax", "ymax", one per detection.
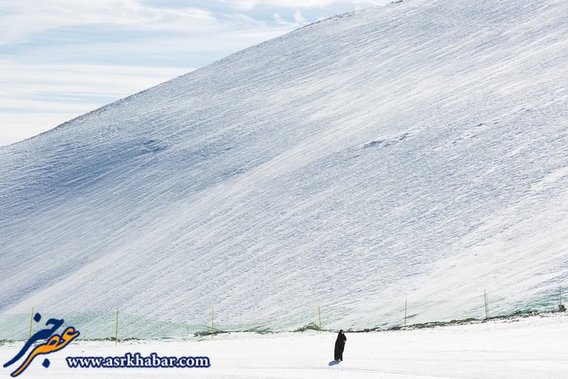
[{"xmin": 334, "ymin": 330, "xmax": 347, "ymax": 361}]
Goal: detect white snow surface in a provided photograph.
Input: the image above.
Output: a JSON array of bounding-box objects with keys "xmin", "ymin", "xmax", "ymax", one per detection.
[
  {"xmin": 1, "ymin": 315, "xmax": 568, "ymax": 378},
  {"xmin": 1, "ymin": 0, "xmax": 568, "ymax": 331}
]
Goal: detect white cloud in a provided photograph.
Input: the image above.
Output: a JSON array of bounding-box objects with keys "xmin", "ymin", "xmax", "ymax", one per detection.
[
  {"xmin": 0, "ymin": 0, "xmax": 390, "ymax": 45},
  {"xmin": 293, "ymin": 10, "xmax": 308, "ymax": 24},
  {"xmin": 0, "ymin": 1, "xmax": 224, "ymax": 44},
  {"xmin": 215, "ymin": 0, "xmax": 389, "ymax": 10},
  {"xmin": 0, "ymin": 0, "xmax": 314, "ymax": 45}
]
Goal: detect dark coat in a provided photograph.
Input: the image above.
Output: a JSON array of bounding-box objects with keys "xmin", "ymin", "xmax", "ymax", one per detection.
[{"xmin": 334, "ymin": 330, "xmax": 347, "ymax": 361}]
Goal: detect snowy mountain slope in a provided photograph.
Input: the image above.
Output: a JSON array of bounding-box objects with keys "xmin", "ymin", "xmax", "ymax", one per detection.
[{"xmin": 1, "ymin": 0, "xmax": 567, "ymax": 330}]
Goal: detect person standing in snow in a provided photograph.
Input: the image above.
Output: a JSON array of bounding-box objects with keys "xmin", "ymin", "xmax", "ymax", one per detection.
[{"xmin": 334, "ymin": 330, "xmax": 347, "ymax": 361}]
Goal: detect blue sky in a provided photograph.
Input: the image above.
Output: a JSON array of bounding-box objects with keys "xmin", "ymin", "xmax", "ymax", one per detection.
[{"xmin": 0, "ymin": 0, "xmax": 388, "ymax": 146}]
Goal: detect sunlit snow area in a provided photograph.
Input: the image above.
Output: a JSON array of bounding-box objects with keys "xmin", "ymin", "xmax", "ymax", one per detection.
[
  {"xmin": 2, "ymin": 314, "xmax": 567, "ymax": 378},
  {"xmin": 1, "ymin": 0, "xmax": 567, "ymax": 351}
]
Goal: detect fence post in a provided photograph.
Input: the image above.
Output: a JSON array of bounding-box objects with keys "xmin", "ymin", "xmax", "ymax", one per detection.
[
  {"xmin": 211, "ymin": 305, "xmax": 215, "ymax": 333},
  {"xmin": 318, "ymin": 306, "xmax": 322, "ymax": 331},
  {"xmin": 560, "ymin": 287, "xmax": 566, "ymax": 312},
  {"xmin": 115, "ymin": 308, "xmax": 119, "ymax": 345},
  {"xmin": 28, "ymin": 307, "xmax": 34, "ymax": 338},
  {"xmin": 404, "ymin": 299, "xmax": 408, "ymax": 327},
  {"xmin": 483, "ymin": 289, "xmax": 489, "ymax": 320}
]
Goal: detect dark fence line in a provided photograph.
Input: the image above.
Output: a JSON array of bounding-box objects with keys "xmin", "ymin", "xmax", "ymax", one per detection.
[{"xmin": 1, "ymin": 287, "xmax": 565, "ymax": 342}]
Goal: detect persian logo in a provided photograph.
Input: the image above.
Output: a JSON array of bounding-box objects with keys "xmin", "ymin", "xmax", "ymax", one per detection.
[{"xmin": 2, "ymin": 312, "xmax": 80, "ymax": 377}]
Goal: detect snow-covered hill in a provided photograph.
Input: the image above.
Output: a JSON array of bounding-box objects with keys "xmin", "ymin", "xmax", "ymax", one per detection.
[{"xmin": 1, "ymin": 0, "xmax": 567, "ymax": 332}]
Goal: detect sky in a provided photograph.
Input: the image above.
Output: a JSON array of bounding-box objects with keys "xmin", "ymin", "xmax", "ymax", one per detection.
[{"xmin": 0, "ymin": 0, "xmax": 390, "ymax": 146}]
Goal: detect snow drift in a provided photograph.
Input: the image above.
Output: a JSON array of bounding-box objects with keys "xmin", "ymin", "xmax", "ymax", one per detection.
[{"xmin": 1, "ymin": 0, "xmax": 567, "ymax": 332}]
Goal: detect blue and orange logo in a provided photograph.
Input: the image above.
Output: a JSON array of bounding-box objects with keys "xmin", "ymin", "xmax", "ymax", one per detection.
[{"xmin": 3, "ymin": 312, "xmax": 79, "ymax": 377}]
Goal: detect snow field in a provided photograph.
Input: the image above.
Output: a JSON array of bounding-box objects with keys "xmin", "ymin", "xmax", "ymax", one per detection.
[{"xmin": 2, "ymin": 314, "xmax": 567, "ymax": 378}]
